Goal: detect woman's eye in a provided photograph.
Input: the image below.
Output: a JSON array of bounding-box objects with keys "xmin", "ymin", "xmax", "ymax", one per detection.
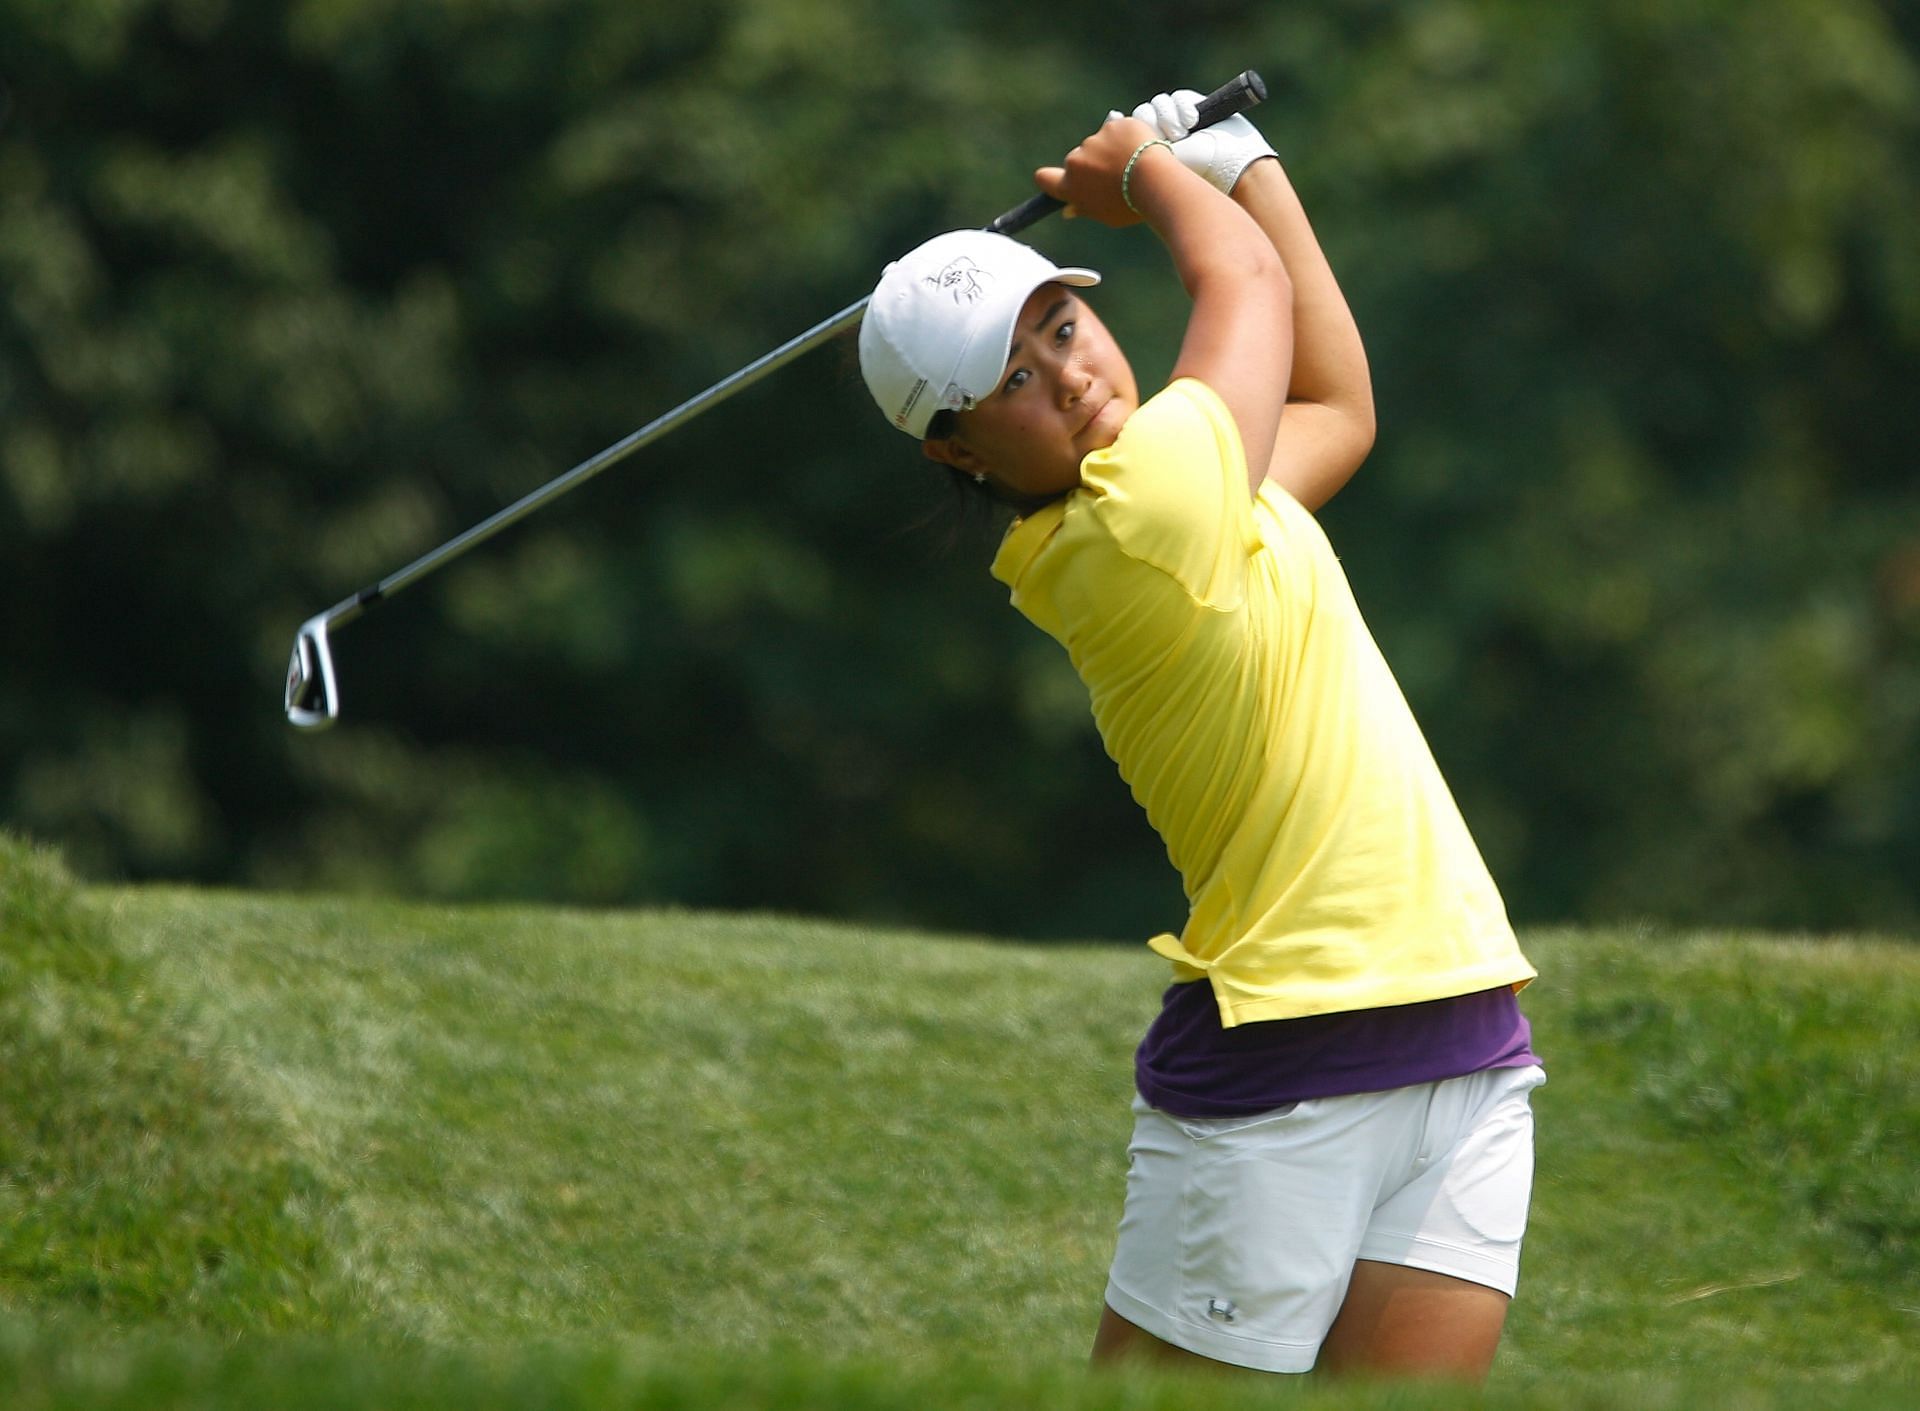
[
  {"xmin": 1056, "ymin": 320, "xmax": 1075, "ymax": 344},
  {"xmin": 1003, "ymin": 368, "xmax": 1030, "ymax": 393}
]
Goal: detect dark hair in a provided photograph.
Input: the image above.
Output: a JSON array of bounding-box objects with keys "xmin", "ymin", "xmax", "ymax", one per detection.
[
  {"xmin": 926, "ymin": 423, "xmax": 1061, "ymax": 515},
  {"xmin": 841, "ymin": 337, "xmax": 1058, "ymax": 547},
  {"xmin": 905, "ymin": 410, "xmax": 1071, "ymax": 552},
  {"xmin": 915, "ymin": 430, "xmax": 1014, "ymax": 553}
]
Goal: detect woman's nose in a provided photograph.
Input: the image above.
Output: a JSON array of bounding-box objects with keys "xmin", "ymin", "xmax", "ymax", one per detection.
[{"xmin": 1059, "ymin": 361, "xmax": 1092, "ymax": 407}]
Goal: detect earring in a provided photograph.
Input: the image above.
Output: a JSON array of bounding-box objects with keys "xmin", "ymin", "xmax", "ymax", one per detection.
[{"xmin": 972, "ymin": 472, "xmax": 986, "ymax": 486}]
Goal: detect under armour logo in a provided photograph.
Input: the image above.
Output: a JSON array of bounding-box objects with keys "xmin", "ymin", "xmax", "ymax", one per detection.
[
  {"xmin": 1207, "ymin": 1298, "xmax": 1238, "ymax": 1323},
  {"xmin": 927, "ymin": 256, "xmax": 988, "ymax": 305}
]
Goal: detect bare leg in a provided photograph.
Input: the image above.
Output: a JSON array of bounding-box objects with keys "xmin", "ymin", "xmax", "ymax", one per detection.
[
  {"xmin": 1314, "ymin": 1260, "xmax": 1511, "ymax": 1382},
  {"xmin": 1091, "ymin": 1263, "xmax": 1510, "ymax": 1382}
]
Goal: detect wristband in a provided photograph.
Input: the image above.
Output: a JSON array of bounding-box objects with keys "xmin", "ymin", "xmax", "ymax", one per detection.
[{"xmin": 1121, "ymin": 138, "xmax": 1174, "ymax": 214}]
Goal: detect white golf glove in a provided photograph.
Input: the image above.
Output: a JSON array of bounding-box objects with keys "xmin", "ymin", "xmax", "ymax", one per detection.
[{"xmin": 1112, "ymin": 88, "xmax": 1277, "ymax": 194}]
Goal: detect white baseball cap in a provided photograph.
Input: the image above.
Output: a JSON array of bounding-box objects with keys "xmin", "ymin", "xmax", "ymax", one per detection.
[{"xmin": 859, "ymin": 229, "xmax": 1100, "ymax": 439}]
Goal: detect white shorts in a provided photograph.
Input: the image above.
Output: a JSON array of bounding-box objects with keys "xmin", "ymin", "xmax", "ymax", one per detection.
[{"xmin": 1103, "ymin": 1063, "xmax": 1545, "ymax": 1374}]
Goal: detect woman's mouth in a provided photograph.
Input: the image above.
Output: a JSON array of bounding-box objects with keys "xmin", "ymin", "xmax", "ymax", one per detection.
[{"xmin": 1080, "ymin": 393, "xmax": 1114, "ymax": 438}]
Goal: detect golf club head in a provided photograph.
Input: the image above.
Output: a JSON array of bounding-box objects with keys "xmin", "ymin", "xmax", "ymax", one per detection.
[{"xmin": 285, "ymin": 613, "xmax": 341, "ymax": 730}]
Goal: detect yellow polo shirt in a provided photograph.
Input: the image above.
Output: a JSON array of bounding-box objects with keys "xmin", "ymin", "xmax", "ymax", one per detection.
[{"xmin": 990, "ymin": 379, "xmax": 1534, "ymax": 1028}]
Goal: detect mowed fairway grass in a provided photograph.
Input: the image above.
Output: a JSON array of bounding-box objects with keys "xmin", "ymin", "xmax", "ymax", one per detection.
[{"xmin": 2, "ymin": 836, "xmax": 1916, "ymax": 1409}]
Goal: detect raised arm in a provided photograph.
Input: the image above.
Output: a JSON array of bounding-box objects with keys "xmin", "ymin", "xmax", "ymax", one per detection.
[
  {"xmin": 1233, "ymin": 161, "xmax": 1374, "ymax": 511},
  {"xmin": 1035, "ymin": 118, "xmax": 1293, "ymax": 496},
  {"xmin": 1131, "ymin": 91, "xmax": 1375, "ymax": 512}
]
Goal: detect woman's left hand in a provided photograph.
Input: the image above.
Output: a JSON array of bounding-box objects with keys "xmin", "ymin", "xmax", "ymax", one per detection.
[{"xmin": 1130, "ymin": 89, "xmax": 1278, "ymax": 194}]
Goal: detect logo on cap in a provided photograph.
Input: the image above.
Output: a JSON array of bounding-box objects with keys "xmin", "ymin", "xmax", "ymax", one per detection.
[
  {"xmin": 893, "ymin": 378, "xmax": 929, "ymax": 430},
  {"xmin": 927, "ymin": 257, "xmax": 989, "ymax": 305}
]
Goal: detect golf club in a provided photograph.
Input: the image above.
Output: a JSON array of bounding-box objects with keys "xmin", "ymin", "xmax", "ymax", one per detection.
[{"xmin": 285, "ymin": 70, "xmax": 1268, "ymax": 729}]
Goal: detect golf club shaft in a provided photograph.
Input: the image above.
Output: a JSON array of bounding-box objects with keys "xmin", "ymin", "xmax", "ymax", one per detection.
[
  {"xmin": 288, "ymin": 71, "xmax": 1267, "ymax": 727},
  {"xmin": 346, "ymin": 294, "xmax": 871, "ymax": 620},
  {"xmin": 313, "ymin": 71, "xmax": 1267, "ymax": 628}
]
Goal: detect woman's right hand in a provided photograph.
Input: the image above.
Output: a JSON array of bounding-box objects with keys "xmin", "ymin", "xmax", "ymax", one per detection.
[{"xmin": 1033, "ymin": 115, "xmax": 1165, "ymax": 228}]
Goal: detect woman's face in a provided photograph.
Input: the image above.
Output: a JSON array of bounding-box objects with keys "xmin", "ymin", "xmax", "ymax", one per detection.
[{"xmin": 925, "ymin": 286, "xmax": 1137, "ymax": 503}]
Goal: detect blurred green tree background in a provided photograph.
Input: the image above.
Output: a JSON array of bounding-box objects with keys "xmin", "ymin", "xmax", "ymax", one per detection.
[{"xmin": 4, "ymin": 0, "xmax": 1916, "ymax": 936}]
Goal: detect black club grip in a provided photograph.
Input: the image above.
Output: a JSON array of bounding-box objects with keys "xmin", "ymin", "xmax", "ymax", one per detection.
[{"xmin": 984, "ymin": 69, "xmax": 1269, "ymax": 237}]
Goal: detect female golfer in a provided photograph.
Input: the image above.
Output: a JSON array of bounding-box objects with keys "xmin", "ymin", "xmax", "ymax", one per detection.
[{"xmin": 858, "ymin": 92, "xmax": 1543, "ymax": 1381}]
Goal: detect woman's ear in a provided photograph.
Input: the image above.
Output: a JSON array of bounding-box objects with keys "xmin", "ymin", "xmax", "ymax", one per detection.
[{"xmin": 922, "ymin": 436, "xmax": 981, "ymax": 473}]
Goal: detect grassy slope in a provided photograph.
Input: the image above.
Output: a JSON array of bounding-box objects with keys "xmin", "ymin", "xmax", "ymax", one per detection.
[
  {"xmin": 2, "ymin": 835, "xmax": 1916, "ymax": 1407},
  {"xmin": 0, "ymin": 841, "xmax": 365, "ymax": 1337}
]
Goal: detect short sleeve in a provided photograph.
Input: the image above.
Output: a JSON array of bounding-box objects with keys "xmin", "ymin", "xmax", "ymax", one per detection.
[{"xmin": 1077, "ymin": 379, "xmax": 1260, "ymax": 609}]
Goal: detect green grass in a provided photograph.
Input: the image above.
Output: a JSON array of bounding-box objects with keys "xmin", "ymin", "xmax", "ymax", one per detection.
[
  {"xmin": 0, "ymin": 839, "xmax": 363, "ymax": 1336},
  {"xmin": 2, "ymin": 832, "xmax": 1916, "ymax": 1407}
]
